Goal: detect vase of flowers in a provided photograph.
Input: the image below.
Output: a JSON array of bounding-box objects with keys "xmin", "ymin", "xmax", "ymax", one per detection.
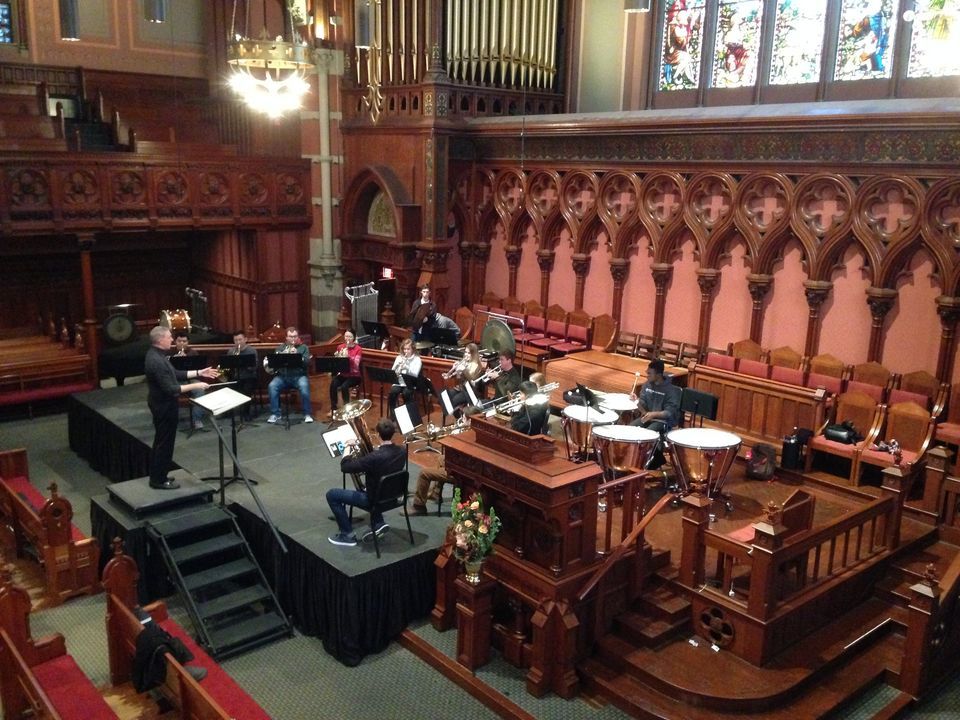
[{"xmin": 450, "ymin": 488, "xmax": 501, "ymax": 584}]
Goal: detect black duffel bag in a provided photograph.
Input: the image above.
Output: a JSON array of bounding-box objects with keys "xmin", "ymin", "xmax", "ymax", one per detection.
[{"xmin": 823, "ymin": 420, "xmax": 859, "ymax": 444}]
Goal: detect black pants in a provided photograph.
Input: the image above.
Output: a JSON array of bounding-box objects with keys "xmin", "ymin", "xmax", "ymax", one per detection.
[
  {"xmin": 388, "ymin": 384, "xmax": 422, "ymax": 427},
  {"xmin": 630, "ymin": 418, "xmax": 670, "ymax": 469},
  {"xmin": 149, "ymin": 399, "xmax": 179, "ymax": 484},
  {"xmin": 330, "ymin": 375, "xmax": 361, "ymax": 410}
]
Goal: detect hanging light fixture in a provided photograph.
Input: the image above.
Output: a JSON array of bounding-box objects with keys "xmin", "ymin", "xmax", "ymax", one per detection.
[
  {"xmin": 59, "ymin": 0, "xmax": 79, "ymax": 41},
  {"xmin": 624, "ymin": 0, "xmax": 652, "ymax": 11},
  {"xmin": 144, "ymin": 0, "xmax": 168, "ymax": 23},
  {"xmin": 227, "ymin": 0, "xmax": 312, "ymax": 119}
]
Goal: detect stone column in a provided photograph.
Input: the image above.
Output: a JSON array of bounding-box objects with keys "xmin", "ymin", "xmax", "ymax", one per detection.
[
  {"xmin": 695, "ymin": 269, "xmax": 719, "ymax": 351},
  {"xmin": 536, "ymin": 249, "xmax": 555, "ymax": 308},
  {"xmin": 609, "ymin": 259, "xmax": 629, "ymax": 323},
  {"xmin": 746, "ymin": 273, "xmax": 773, "ymax": 344},
  {"xmin": 571, "ymin": 253, "xmax": 591, "ymax": 311},
  {"xmin": 802, "ymin": 280, "xmax": 832, "ymax": 357},
  {"xmin": 505, "ymin": 246, "xmax": 522, "ymax": 299},
  {"xmin": 866, "ymin": 287, "xmax": 897, "ymax": 363},
  {"xmin": 651, "ymin": 263, "xmax": 673, "ymax": 340},
  {"xmin": 935, "ymin": 296, "xmax": 960, "ymax": 383}
]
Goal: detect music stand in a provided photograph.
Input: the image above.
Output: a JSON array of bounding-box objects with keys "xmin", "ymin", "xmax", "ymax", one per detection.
[
  {"xmin": 191, "ymin": 388, "xmax": 286, "ymax": 553},
  {"xmin": 170, "ymin": 355, "xmax": 207, "ymax": 372},
  {"xmin": 577, "ymin": 383, "xmax": 600, "ymax": 410},
  {"xmin": 365, "ymin": 365, "xmax": 398, "ymax": 416},
  {"xmin": 217, "ymin": 353, "xmax": 258, "ymax": 426},
  {"xmin": 428, "ymin": 326, "xmax": 460, "ymax": 347},
  {"xmin": 315, "ymin": 356, "xmax": 350, "ymax": 374},
  {"xmin": 362, "ymin": 321, "xmax": 389, "ymax": 349},
  {"xmin": 680, "ymin": 387, "xmax": 718, "ymax": 427},
  {"xmin": 266, "ymin": 353, "xmax": 306, "ymax": 429}
]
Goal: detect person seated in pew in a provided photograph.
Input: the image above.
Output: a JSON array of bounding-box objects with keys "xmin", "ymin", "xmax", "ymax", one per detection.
[
  {"xmin": 629, "ymin": 359, "xmax": 681, "ymax": 469},
  {"xmin": 327, "ymin": 418, "xmax": 407, "ymax": 546},
  {"xmin": 510, "ymin": 380, "xmax": 551, "ymax": 436},
  {"xmin": 388, "ymin": 338, "xmax": 423, "ymax": 427},
  {"xmin": 329, "ymin": 329, "xmax": 363, "ymax": 416},
  {"xmin": 227, "ymin": 329, "xmax": 258, "ymax": 420},
  {"xmin": 170, "ymin": 332, "xmax": 206, "ymax": 431},
  {"xmin": 264, "ymin": 326, "xmax": 314, "ymax": 424}
]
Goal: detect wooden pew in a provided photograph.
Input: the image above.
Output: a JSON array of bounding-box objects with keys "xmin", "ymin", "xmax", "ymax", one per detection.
[
  {"xmin": 0, "ymin": 571, "xmax": 118, "ymax": 720},
  {"xmin": 688, "ymin": 361, "xmax": 828, "ymax": 458},
  {"xmin": 102, "ymin": 543, "xmax": 272, "ymax": 720},
  {"xmin": 0, "ymin": 353, "xmax": 96, "ymax": 416},
  {"xmin": 0, "ymin": 449, "xmax": 100, "ymax": 604}
]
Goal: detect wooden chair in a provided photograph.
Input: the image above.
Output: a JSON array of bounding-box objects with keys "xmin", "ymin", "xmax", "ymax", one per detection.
[
  {"xmin": 806, "ymin": 353, "xmax": 846, "ymax": 396},
  {"xmin": 768, "ymin": 345, "xmax": 803, "ymax": 370},
  {"xmin": 471, "ymin": 303, "xmax": 489, "ymax": 343},
  {"xmin": 847, "ymin": 361, "xmax": 894, "ymax": 404},
  {"xmin": 806, "ymin": 390, "xmax": 886, "ymax": 483},
  {"xmin": 731, "ymin": 338, "xmax": 764, "ymax": 362},
  {"xmin": 858, "ymin": 400, "xmax": 935, "ymax": 480},
  {"xmin": 516, "ymin": 313, "xmax": 547, "ymax": 343},
  {"xmin": 615, "ymin": 331, "xmax": 639, "ymax": 357},
  {"xmin": 703, "ymin": 351, "xmax": 736, "ymax": 371},
  {"xmin": 522, "ymin": 299, "xmax": 545, "ymax": 318},
  {"xmin": 727, "ymin": 489, "xmax": 815, "ymax": 543},
  {"xmin": 502, "ymin": 296, "xmax": 523, "ymax": 313},
  {"xmin": 506, "ymin": 309, "xmax": 527, "ymax": 337},
  {"xmin": 592, "ymin": 313, "xmax": 618, "ymax": 352},
  {"xmin": 480, "ymin": 292, "xmax": 502, "ymax": 308},
  {"xmin": 260, "ymin": 321, "xmax": 286, "ymax": 343},
  {"xmin": 528, "ymin": 304, "xmax": 568, "ymax": 351},
  {"xmin": 935, "ymin": 382, "xmax": 960, "ymax": 473},
  {"xmin": 658, "ymin": 337, "xmax": 684, "ymax": 366},
  {"xmin": 738, "ymin": 358, "xmax": 771, "ymax": 379},
  {"xmin": 550, "ymin": 310, "xmax": 593, "ymax": 357},
  {"xmin": 635, "ymin": 334, "xmax": 659, "ymax": 361},
  {"xmin": 453, "ymin": 306, "xmax": 474, "ymax": 343},
  {"xmin": 770, "ymin": 365, "xmax": 805, "ymax": 386},
  {"xmin": 894, "ymin": 370, "xmax": 948, "ymax": 418}
]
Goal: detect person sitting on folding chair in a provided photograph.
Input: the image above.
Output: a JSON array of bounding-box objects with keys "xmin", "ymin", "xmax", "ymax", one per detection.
[
  {"xmin": 327, "ymin": 418, "xmax": 407, "ymax": 547},
  {"xmin": 629, "ymin": 359, "xmax": 681, "ymax": 469}
]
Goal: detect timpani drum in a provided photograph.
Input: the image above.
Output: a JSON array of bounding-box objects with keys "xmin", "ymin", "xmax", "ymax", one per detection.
[
  {"xmin": 562, "ymin": 405, "xmax": 618, "ymax": 458},
  {"xmin": 598, "ymin": 392, "xmax": 640, "ymax": 423},
  {"xmin": 666, "ymin": 427, "xmax": 741, "ymax": 497},
  {"xmin": 159, "ymin": 308, "xmax": 192, "ymax": 333},
  {"xmin": 592, "ymin": 424, "xmax": 659, "ymax": 476}
]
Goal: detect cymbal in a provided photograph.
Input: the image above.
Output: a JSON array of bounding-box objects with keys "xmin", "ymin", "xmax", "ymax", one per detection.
[{"xmin": 415, "ymin": 340, "xmax": 435, "ymax": 350}]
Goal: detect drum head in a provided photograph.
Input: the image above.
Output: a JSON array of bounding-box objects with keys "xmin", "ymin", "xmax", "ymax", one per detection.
[
  {"xmin": 593, "ymin": 425, "xmax": 659, "ymax": 443},
  {"xmin": 599, "ymin": 393, "xmax": 639, "ymax": 413},
  {"xmin": 667, "ymin": 427, "xmax": 741, "ymax": 450},
  {"xmin": 562, "ymin": 405, "xmax": 618, "ymax": 424}
]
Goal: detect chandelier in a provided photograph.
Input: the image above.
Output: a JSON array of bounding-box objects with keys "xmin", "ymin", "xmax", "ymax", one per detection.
[{"xmin": 227, "ymin": 0, "xmax": 313, "ymax": 119}]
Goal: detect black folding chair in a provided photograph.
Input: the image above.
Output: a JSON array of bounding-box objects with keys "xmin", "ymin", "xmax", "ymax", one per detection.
[{"xmin": 366, "ymin": 469, "xmax": 414, "ymax": 558}]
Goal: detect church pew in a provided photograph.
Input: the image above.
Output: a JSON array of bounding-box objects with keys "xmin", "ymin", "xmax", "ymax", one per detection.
[
  {"xmin": 0, "ymin": 572, "xmax": 118, "ymax": 720},
  {"xmin": 0, "ymin": 353, "xmax": 96, "ymax": 416},
  {"xmin": 102, "ymin": 544, "xmax": 272, "ymax": 720},
  {"xmin": 688, "ymin": 361, "xmax": 828, "ymax": 458},
  {"xmin": 0, "ymin": 450, "xmax": 100, "ymax": 604}
]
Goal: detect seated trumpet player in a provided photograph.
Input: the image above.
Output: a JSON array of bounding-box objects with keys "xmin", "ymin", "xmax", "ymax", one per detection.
[
  {"xmin": 508, "ymin": 380, "xmax": 552, "ymax": 436},
  {"xmin": 228, "ymin": 330, "xmax": 258, "ymax": 420},
  {"xmin": 492, "ymin": 350, "xmax": 521, "ymax": 399},
  {"xmin": 327, "ymin": 418, "xmax": 407, "ymax": 547},
  {"xmin": 388, "ymin": 338, "xmax": 423, "ymax": 427},
  {"xmin": 264, "ymin": 326, "xmax": 314, "ymax": 425},
  {"xmin": 443, "ymin": 342, "xmax": 483, "ymax": 416},
  {"xmin": 329, "ymin": 329, "xmax": 363, "ymax": 416}
]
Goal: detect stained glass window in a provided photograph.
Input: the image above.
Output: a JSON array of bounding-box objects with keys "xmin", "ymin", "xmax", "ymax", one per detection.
[
  {"xmin": 835, "ymin": 0, "xmax": 899, "ymax": 81},
  {"xmin": 0, "ymin": 3, "xmax": 13, "ymax": 44},
  {"xmin": 907, "ymin": 0, "xmax": 960, "ymax": 78},
  {"xmin": 769, "ymin": 0, "xmax": 827, "ymax": 84},
  {"xmin": 658, "ymin": 0, "xmax": 707, "ymax": 91},
  {"xmin": 712, "ymin": 0, "xmax": 763, "ymax": 88}
]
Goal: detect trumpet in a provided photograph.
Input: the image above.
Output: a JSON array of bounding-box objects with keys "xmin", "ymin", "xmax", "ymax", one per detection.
[
  {"xmin": 494, "ymin": 382, "xmax": 560, "ymax": 414},
  {"xmin": 478, "ymin": 365, "xmax": 502, "ymax": 383},
  {"xmin": 334, "ymin": 346, "xmax": 348, "ymax": 358},
  {"xmin": 443, "ymin": 358, "xmax": 468, "ymax": 379}
]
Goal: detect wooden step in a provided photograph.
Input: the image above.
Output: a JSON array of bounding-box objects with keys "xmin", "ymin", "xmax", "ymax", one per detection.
[
  {"xmin": 637, "ymin": 583, "xmax": 690, "ymax": 622},
  {"xmin": 614, "ymin": 610, "xmax": 690, "ymax": 649},
  {"xmin": 891, "ymin": 540, "xmax": 958, "ymax": 581}
]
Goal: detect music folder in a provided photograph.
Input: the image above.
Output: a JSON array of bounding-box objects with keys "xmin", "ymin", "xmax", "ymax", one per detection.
[
  {"xmin": 191, "ymin": 387, "xmax": 250, "ymax": 417},
  {"xmin": 362, "ymin": 320, "xmax": 389, "ymax": 338},
  {"xmin": 170, "ymin": 355, "xmax": 207, "ymax": 372},
  {"xmin": 315, "ymin": 356, "xmax": 350, "ymax": 374},
  {"xmin": 321, "ymin": 423, "xmax": 359, "ymax": 458},
  {"xmin": 394, "ymin": 403, "xmax": 418, "ymax": 435},
  {"xmin": 266, "ymin": 353, "xmax": 304, "ymax": 371}
]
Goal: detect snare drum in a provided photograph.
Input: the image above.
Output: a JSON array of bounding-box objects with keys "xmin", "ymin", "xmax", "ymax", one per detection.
[
  {"xmin": 592, "ymin": 424, "xmax": 659, "ymax": 475},
  {"xmin": 562, "ymin": 405, "xmax": 618, "ymax": 455},
  {"xmin": 159, "ymin": 309, "xmax": 192, "ymax": 333},
  {"xmin": 666, "ymin": 427, "xmax": 741, "ymax": 496}
]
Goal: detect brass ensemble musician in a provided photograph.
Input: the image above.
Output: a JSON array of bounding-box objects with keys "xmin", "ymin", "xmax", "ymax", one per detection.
[
  {"xmin": 410, "ymin": 406, "xmax": 482, "ymax": 515},
  {"xmin": 408, "ymin": 285, "xmax": 436, "ymax": 342},
  {"xmin": 264, "ymin": 326, "xmax": 314, "ymax": 425},
  {"xmin": 170, "ymin": 332, "xmax": 205, "ymax": 431},
  {"xmin": 388, "ymin": 338, "xmax": 423, "ymax": 427},
  {"xmin": 444, "ymin": 342, "xmax": 483, "ymax": 415},
  {"xmin": 326, "ymin": 418, "xmax": 407, "ymax": 547},
  {"xmin": 227, "ymin": 330, "xmax": 258, "ymax": 419},
  {"xmin": 509, "ymin": 380, "xmax": 551, "ymax": 436},
  {"xmin": 491, "ymin": 350, "xmax": 521, "ymax": 400},
  {"xmin": 329, "ymin": 329, "xmax": 363, "ymax": 416}
]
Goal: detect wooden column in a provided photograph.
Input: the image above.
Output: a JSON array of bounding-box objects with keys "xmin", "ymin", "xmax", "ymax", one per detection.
[
  {"xmin": 935, "ymin": 296, "xmax": 960, "ymax": 383},
  {"xmin": 802, "ymin": 280, "xmax": 832, "ymax": 357},
  {"xmin": 571, "ymin": 253, "xmax": 591, "ymax": 311},
  {"xmin": 921, "ymin": 446, "xmax": 952, "ymax": 515},
  {"xmin": 526, "ymin": 598, "xmax": 580, "ymax": 699},
  {"xmin": 866, "ymin": 287, "xmax": 897, "ymax": 363},
  {"xmin": 505, "ymin": 246, "xmax": 522, "ymax": 299},
  {"xmin": 77, "ymin": 233, "xmax": 99, "ymax": 381},
  {"xmin": 695, "ymin": 269, "xmax": 719, "ymax": 350},
  {"xmin": 880, "ymin": 464, "xmax": 912, "ymax": 550},
  {"xmin": 431, "ymin": 542, "xmax": 459, "ymax": 631},
  {"xmin": 746, "ymin": 503, "xmax": 787, "ymax": 621},
  {"xmin": 473, "ymin": 244, "xmax": 491, "ymax": 307},
  {"xmin": 900, "ymin": 566, "xmax": 941, "ymax": 697},
  {"xmin": 609, "ymin": 259, "xmax": 629, "ymax": 323},
  {"xmin": 746, "ymin": 274, "xmax": 773, "ymax": 344},
  {"xmin": 678, "ymin": 487, "xmax": 712, "ymax": 589},
  {"xmin": 536, "ymin": 249, "xmax": 555, "ymax": 308},
  {"xmin": 455, "ymin": 574, "xmax": 496, "ymax": 671},
  {"xmin": 651, "ymin": 263, "xmax": 672, "ymax": 340}
]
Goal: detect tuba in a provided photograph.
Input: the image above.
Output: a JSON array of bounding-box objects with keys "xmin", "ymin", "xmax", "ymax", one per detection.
[{"xmin": 332, "ymin": 399, "xmax": 375, "ymax": 491}]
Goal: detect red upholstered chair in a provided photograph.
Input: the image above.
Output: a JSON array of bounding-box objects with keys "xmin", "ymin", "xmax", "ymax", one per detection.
[
  {"xmin": 896, "ymin": 370, "xmax": 948, "ymax": 419},
  {"xmin": 858, "ymin": 400, "xmax": 935, "ymax": 480},
  {"xmin": 806, "ymin": 390, "xmax": 886, "ymax": 483},
  {"xmin": 705, "ymin": 352, "xmax": 736, "ymax": 371},
  {"xmin": 507, "ymin": 310, "xmax": 526, "ymax": 336},
  {"xmin": 502, "ymin": 296, "xmax": 523, "ymax": 313},
  {"xmin": 807, "ymin": 353, "xmax": 846, "ymax": 381},
  {"xmin": 771, "ymin": 365, "xmax": 804, "ymax": 386},
  {"xmin": 550, "ymin": 316, "xmax": 592, "ymax": 357},
  {"xmin": 528, "ymin": 318, "xmax": 567, "ymax": 350},
  {"xmin": 480, "ymin": 292, "xmax": 502, "ymax": 308},
  {"xmin": 846, "ymin": 379, "xmax": 885, "ymax": 404},
  {"xmin": 738, "ymin": 358, "xmax": 771, "ymax": 379},
  {"xmin": 515, "ymin": 313, "xmax": 547, "ymax": 343},
  {"xmin": 848, "ymin": 361, "xmax": 894, "ymax": 404},
  {"xmin": 805, "ymin": 372, "xmax": 843, "ymax": 396},
  {"xmin": 935, "ymin": 382, "xmax": 960, "ymax": 472}
]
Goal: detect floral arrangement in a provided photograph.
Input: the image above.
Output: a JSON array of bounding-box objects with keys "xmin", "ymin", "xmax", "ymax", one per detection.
[{"xmin": 450, "ymin": 488, "xmax": 501, "ymax": 563}]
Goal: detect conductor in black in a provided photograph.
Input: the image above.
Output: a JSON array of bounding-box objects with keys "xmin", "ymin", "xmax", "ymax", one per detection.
[{"xmin": 145, "ymin": 326, "xmax": 218, "ymax": 489}]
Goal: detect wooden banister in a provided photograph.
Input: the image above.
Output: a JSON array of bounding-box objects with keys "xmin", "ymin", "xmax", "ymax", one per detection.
[{"xmin": 577, "ymin": 491, "xmax": 675, "ymax": 602}]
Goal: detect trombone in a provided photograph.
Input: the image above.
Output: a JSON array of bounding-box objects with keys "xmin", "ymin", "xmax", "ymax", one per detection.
[{"xmin": 494, "ymin": 382, "xmax": 559, "ymax": 414}]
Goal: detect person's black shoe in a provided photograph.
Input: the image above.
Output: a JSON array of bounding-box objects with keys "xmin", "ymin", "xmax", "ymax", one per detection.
[
  {"xmin": 185, "ymin": 665, "xmax": 207, "ymax": 682},
  {"xmin": 149, "ymin": 478, "xmax": 180, "ymax": 490}
]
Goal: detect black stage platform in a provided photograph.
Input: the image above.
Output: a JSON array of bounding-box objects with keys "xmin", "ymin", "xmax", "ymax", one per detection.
[{"xmin": 71, "ymin": 385, "xmax": 451, "ymax": 665}]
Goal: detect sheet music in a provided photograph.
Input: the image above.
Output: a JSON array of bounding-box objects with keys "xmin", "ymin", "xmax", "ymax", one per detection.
[
  {"xmin": 321, "ymin": 424, "xmax": 360, "ymax": 458},
  {"xmin": 394, "ymin": 403, "xmax": 417, "ymax": 435},
  {"xmin": 465, "ymin": 382, "xmax": 480, "ymax": 407},
  {"xmin": 192, "ymin": 387, "xmax": 250, "ymax": 416},
  {"xmin": 440, "ymin": 389, "xmax": 455, "ymax": 416}
]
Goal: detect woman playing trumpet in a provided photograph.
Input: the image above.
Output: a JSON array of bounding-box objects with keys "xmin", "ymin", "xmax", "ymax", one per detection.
[
  {"xmin": 388, "ymin": 338, "xmax": 423, "ymax": 427},
  {"xmin": 444, "ymin": 343, "xmax": 483, "ymax": 415},
  {"xmin": 329, "ymin": 329, "xmax": 363, "ymax": 416}
]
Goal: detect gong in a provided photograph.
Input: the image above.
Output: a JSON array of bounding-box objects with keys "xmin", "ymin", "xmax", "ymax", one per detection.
[{"xmin": 480, "ymin": 318, "xmax": 516, "ymax": 356}]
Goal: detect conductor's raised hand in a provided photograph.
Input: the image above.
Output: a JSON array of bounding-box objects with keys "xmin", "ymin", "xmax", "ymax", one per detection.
[{"xmin": 199, "ymin": 367, "xmax": 219, "ymax": 380}]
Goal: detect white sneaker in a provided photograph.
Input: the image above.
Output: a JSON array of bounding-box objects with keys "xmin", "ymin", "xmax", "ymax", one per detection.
[
  {"xmin": 303, "ymin": 415, "xmax": 314, "ymax": 424},
  {"xmin": 267, "ymin": 415, "xmax": 279, "ymax": 424}
]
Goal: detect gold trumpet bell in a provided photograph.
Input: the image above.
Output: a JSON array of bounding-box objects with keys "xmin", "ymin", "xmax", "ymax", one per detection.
[{"xmin": 332, "ymin": 398, "xmax": 372, "ymax": 422}]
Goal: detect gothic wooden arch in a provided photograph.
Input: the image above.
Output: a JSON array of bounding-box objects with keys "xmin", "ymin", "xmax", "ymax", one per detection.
[
  {"xmin": 559, "ymin": 170, "xmax": 600, "ymax": 254},
  {"xmin": 525, "ymin": 169, "xmax": 562, "ymax": 237},
  {"xmin": 597, "ymin": 171, "xmax": 641, "ymax": 256},
  {"xmin": 812, "ymin": 230, "xmax": 879, "ymax": 285},
  {"xmin": 677, "ymin": 172, "xmax": 738, "ymax": 264},
  {"xmin": 876, "ymin": 233, "xmax": 950, "ymax": 292},
  {"xmin": 341, "ymin": 165, "xmax": 414, "ymax": 238},
  {"xmin": 637, "ymin": 171, "xmax": 685, "ymax": 261},
  {"xmin": 784, "ymin": 173, "xmax": 855, "ymax": 277},
  {"xmin": 924, "ymin": 177, "xmax": 960, "ymax": 293},
  {"xmin": 852, "ymin": 175, "xmax": 926, "ymax": 275}
]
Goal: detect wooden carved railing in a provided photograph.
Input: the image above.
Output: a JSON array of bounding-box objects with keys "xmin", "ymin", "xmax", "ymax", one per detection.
[{"xmin": 939, "ymin": 476, "xmax": 960, "ymax": 546}]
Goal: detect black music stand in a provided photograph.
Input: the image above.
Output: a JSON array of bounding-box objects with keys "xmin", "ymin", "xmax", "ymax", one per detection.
[
  {"xmin": 266, "ymin": 353, "xmax": 306, "ymax": 430},
  {"xmin": 217, "ymin": 353, "xmax": 259, "ymax": 426},
  {"xmin": 680, "ymin": 387, "xmax": 718, "ymax": 428},
  {"xmin": 362, "ymin": 321, "xmax": 389, "ymax": 349},
  {"xmin": 315, "ymin": 356, "xmax": 350, "ymax": 375},
  {"xmin": 577, "ymin": 383, "xmax": 601, "ymax": 410},
  {"xmin": 191, "ymin": 388, "xmax": 285, "ymax": 553},
  {"xmin": 428, "ymin": 326, "xmax": 460, "ymax": 348},
  {"xmin": 366, "ymin": 365, "xmax": 398, "ymax": 417}
]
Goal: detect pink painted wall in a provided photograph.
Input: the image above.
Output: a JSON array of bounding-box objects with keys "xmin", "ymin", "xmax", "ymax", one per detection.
[
  {"xmin": 761, "ymin": 240, "xmax": 808, "ymax": 351},
  {"xmin": 620, "ymin": 235, "xmax": 656, "ymax": 333},
  {"xmin": 820, "ymin": 244, "xmax": 872, "ymax": 363},
  {"xmin": 516, "ymin": 224, "xmax": 541, "ymax": 301},
  {"xmin": 549, "ymin": 230, "xmax": 577, "ymax": 307},
  {"xmin": 662, "ymin": 235, "xmax": 702, "ymax": 344},
  {"xmin": 583, "ymin": 233, "xmax": 612, "ymax": 317},
  {"xmin": 486, "ymin": 223, "xmax": 510, "ymax": 298},
  {"xmin": 884, "ymin": 251, "xmax": 941, "ymax": 376},
  {"xmin": 710, "ymin": 237, "xmax": 752, "ymax": 348}
]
